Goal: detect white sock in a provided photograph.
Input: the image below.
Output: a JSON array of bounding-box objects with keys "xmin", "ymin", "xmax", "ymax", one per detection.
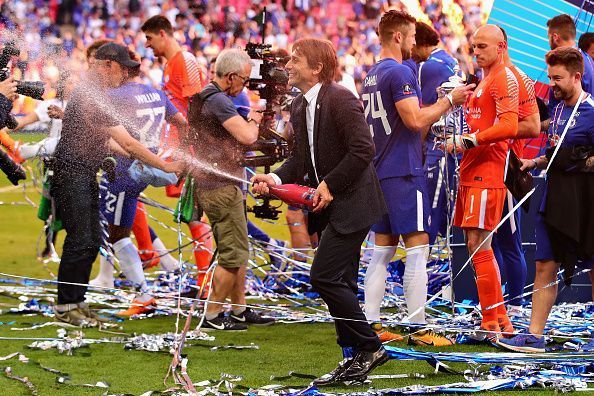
[
  {"xmin": 113, "ymin": 238, "xmax": 152, "ymax": 302},
  {"xmin": 364, "ymin": 245, "xmax": 396, "ymax": 323},
  {"xmin": 152, "ymin": 238, "xmax": 179, "ymax": 272},
  {"xmin": 98, "ymin": 255, "xmax": 114, "ymax": 282},
  {"xmin": 90, "ymin": 254, "xmax": 114, "ymax": 287},
  {"xmin": 403, "ymin": 244, "xmax": 429, "ymax": 325}
]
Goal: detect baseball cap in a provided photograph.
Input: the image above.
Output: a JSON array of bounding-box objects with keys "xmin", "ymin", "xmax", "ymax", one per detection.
[{"xmin": 94, "ymin": 43, "xmax": 140, "ymax": 68}]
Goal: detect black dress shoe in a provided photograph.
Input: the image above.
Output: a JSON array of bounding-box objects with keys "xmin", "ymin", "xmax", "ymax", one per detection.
[
  {"xmin": 339, "ymin": 347, "xmax": 389, "ymax": 382},
  {"xmin": 312, "ymin": 358, "xmax": 354, "ymax": 386}
]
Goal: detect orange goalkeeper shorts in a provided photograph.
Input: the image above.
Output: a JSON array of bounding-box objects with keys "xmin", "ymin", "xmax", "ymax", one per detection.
[{"xmin": 454, "ymin": 185, "xmax": 506, "ymax": 231}]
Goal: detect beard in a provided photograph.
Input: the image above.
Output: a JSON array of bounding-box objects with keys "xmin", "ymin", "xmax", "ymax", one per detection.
[
  {"xmin": 553, "ymin": 85, "xmax": 572, "ymax": 100},
  {"xmin": 549, "ymin": 37, "xmax": 557, "ymax": 50},
  {"xmin": 402, "ymin": 48, "xmax": 412, "ymax": 61}
]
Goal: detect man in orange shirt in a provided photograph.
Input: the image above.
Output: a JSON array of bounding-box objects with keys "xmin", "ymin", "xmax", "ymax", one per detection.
[
  {"xmin": 141, "ymin": 15, "xmax": 212, "ymax": 287},
  {"xmin": 490, "ymin": 28, "xmax": 541, "ymax": 318},
  {"xmin": 446, "ymin": 25, "xmax": 519, "ymax": 339}
]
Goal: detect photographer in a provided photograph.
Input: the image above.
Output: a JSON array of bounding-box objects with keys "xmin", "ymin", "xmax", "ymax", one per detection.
[
  {"xmin": 186, "ymin": 48, "xmax": 273, "ymax": 331},
  {"xmin": 0, "ymin": 76, "xmax": 17, "ymax": 129},
  {"xmin": 51, "ymin": 43, "xmax": 184, "ymax": 326}
]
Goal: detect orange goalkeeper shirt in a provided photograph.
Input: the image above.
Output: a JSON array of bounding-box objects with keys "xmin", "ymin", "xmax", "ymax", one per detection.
[
  {"xmin": 163, "ymin": 50, "xmax": 206, "ymax": 115},
  {"xmin": 461, "ymin": 62, "xmax": 519, "ymax": 188},
  {"xmin": 508, "ymin": 64, "xmax": 538, "ymax": 157},
  {"xmin": 162, "ymin": 50, "xmax": 206, "ymax": 146}
]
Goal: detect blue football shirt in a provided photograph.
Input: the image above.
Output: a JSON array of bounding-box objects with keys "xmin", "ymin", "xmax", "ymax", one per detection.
[
  {"xmin": 108, "ymin": 82, "xmax": 178, "ymax": 169},
  {"xmin": 418, "ymin": 49, "xmax": 461, "ymax": 160},
  {"xmin": 418, "ymin": 49, "xmax": 459, "ymax": 105},
  {"xmin": 362, "ymin": 58, "xmax": 423, "ymax": 179}
]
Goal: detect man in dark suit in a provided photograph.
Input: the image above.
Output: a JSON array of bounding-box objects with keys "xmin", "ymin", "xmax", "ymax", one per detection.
[{"xmin": 252, "ymin": 38, "xmax": 388, "ymax": 384}]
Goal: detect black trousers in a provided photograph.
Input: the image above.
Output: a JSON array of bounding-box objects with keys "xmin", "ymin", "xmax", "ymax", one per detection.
[
  {"xmin": 310, "ymin": 223, "xmax": 381, "ymax": 353},
  {"xmin": 51, "ymin": 169, "xmax": 102, "ymax": 304}
]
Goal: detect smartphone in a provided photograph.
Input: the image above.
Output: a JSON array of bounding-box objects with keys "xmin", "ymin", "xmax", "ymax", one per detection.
[{"xmin": 466, "ymin": 73, "xmax": 480, "ymax": 89}]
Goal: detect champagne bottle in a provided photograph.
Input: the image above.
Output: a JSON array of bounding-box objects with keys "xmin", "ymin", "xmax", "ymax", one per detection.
[{"xmin": 268, "ymin": 184, "xmax": 316, "ymax": 211}]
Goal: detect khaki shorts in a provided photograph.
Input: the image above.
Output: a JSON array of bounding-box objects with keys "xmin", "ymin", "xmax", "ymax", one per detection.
[{"xmin": 195, "ymin": 185, "xmax": 248, "ymax": 268}]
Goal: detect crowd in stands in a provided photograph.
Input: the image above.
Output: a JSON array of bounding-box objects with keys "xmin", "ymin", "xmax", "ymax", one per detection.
[{"xmin": 0, "ymin": 0, "xmax": 489, "ymax": 115}]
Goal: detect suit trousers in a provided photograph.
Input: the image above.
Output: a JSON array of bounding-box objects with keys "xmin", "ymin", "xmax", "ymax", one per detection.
[
  {"xmin": 51, "ymin": 168, "xmax": 102, "ymax": 304},
  {"xmin": 310, "ymin": 222, "xmax": 381, "ymax": 353}
]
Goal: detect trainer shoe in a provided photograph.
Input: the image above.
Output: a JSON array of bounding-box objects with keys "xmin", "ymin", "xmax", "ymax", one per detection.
[
  {"xmin": 117, "ymin": 298, "xmax": 157, "ymax": 317},
  {"xmin": 371, "ymin": 322, "xmax": 403, "ymax": 343},
  {"xmin": 202, "ymin": 313, "xmax": 248, "ymax": 331},
  {"xmin": 54, "ymin": 305, "xmax": 98, "ymax": 327},
  {"xmin": 77, "ymin": 302, "xmax": 109, "ymax": 323},
  {"xmin": 409, "ymin": 329, "xmax": 455, "ymax": 347},
  {"xmin": 498, "ymin": 315, "xmax": 515, "ymax": 339},
  {"xmin": 497, "ymin": 333, "xmax": 545, "ymax": 353},
  {"xmin": 230, "ymin": 308, "xmax": 275, "ymax": 326}
]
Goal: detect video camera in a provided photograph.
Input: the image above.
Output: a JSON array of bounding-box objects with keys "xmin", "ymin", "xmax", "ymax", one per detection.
[
  {"xmin": 0, "ymin": 43, "xmax": 45, "ymax": 101},
  {"xmin": 0, "ymin": 43, "xmax": 45, "ymax": 130},
  {"xmin": 242, "ymin": 38, "xmax": 292, "ymax": 220},
  {"xmin": 0, "ymin": 42, "xmax": 42, "ymax": 185}
]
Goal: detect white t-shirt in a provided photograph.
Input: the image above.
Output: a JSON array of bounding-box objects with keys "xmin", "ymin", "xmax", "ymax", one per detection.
[{"xmin": 34, "ymin": 98, "xmax": 67, "ymax": 139}]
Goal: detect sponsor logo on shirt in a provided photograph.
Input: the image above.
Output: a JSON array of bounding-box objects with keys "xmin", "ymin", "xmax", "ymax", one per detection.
[
  {"xmin": 403, "ymin": 84, "xmax": 412, "ymax": 95},
  {"xmin": 467, "ymin": 107, "xmax": 482, "ymax": 119}
]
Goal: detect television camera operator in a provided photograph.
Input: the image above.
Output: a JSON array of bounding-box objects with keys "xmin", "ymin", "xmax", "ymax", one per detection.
[{"xmin": 185, "ymin": 48, "xmax": 274, "ymax": 331}]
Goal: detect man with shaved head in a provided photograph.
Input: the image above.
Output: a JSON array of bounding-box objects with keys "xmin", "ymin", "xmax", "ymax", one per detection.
[{"xmin": 446, "ymin": 24, "xmax": 519, "ymax": 340}]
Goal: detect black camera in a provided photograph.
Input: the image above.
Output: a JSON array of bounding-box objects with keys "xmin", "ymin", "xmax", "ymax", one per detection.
[
  {"xmin": 245, "ymin": 42, "xmax": 289, "ymax": 101},
  {"xmin": 0, "ymin": 43, "xmax": 45, "ymax": 100},
  {"xmin": 242, "ymin": 41, "xmax": 292, "ymax": 219},
  {"xmin": 242, "ymin": 41, "xmax": 290, "ymax": 170}
]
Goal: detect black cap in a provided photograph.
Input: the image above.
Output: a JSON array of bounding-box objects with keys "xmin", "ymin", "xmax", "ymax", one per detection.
[{"xmin": 94, "ymin": 42, "xmax": 140, "ymax": 68}]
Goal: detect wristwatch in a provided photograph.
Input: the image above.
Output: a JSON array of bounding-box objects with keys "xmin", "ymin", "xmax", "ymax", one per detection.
[{"xmin": 247, "ymin": 117, "xmax": 259, "ymax": 127}]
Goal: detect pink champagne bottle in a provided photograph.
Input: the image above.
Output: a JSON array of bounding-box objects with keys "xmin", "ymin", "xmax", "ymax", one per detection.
[{"xmin": 268, "ymin": 184, "xmax": 316, "ymax": 211}]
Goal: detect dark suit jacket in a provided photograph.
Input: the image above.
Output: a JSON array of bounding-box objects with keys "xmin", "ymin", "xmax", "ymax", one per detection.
[{"xmin": 275, "ymin": 82, "xmax": 387, "ymax": 235}]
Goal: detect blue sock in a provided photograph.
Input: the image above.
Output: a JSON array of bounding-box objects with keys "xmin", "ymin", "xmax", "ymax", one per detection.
[
  {"xmin": 492, "ymin": 197, "xmax": 527, "ymax": 306},
  {"xmin": 148, "ymin": 226, "xmax": 158, "ymax": 243},
  {"xmin": 248, "ymin": 221, "xmax": 271, "ymax": 244}
]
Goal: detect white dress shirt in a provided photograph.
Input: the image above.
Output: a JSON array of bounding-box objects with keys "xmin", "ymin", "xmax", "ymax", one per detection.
[{"xmin": 271, "ymin": 82, "xmax": 322, "ymax": 185}]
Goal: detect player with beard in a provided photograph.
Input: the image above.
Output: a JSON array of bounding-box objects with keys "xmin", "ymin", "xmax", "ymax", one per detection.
[
  {"xmin": 542, "ymin": 14, "xmax": 594, "ymax": 132},
  {"xmin": 362, "ymin": 10, "xmax": 473, "ymax": 345}
]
